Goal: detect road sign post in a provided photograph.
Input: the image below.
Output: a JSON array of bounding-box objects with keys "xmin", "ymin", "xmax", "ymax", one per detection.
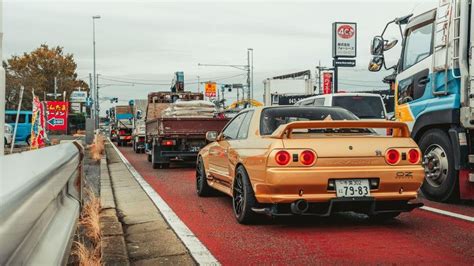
[{"xmin": 332, "ymin": 22, "xmax": 357, "ymax": 93}]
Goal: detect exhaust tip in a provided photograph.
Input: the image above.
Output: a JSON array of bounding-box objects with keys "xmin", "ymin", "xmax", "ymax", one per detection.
[{"xmin": 291, "ymin": 199, "xmax": 309, "ymax": 214}]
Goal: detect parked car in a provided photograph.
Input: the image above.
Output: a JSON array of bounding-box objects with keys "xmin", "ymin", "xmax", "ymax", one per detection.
[
  {"xmin": 295, "ymin": 93, "xmax": 388, "ymax": 135},
  {"xmin": 196, "ymin": 106, "xmax": 424, "ymax": 224},
  {"xmin": 5, "ymin": 110, "xmax": 32, "ymax": 145},
  {"xmin": 4, "ymin": 124, "xmax": 13, "ymax": 147}
]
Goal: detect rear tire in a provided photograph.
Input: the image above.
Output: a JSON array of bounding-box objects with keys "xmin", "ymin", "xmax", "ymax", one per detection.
[
  {"xmin": 147, "ymin": 154, "xmax": 152, "ymax": 162},
  {"xmin": 196, "ymin": 157, "xmax": 213, "ymax": 196},
  {"xmin": 233, "ymin": 166, "xmax": 258, "ymax": 224},
  {"xmin": 418, "ymin": 129, "xmax": 458, "ymax": 202}
]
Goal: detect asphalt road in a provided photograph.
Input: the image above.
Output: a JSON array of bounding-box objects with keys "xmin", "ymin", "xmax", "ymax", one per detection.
[{"xmin": 118, "ymin": 146, "xmax": 474, "ymax": 265}]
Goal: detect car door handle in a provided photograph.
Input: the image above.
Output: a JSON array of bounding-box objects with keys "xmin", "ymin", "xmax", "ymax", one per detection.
[{"xmin": 419, "ymin": 77, "xmax": 430, "ymax": 85}]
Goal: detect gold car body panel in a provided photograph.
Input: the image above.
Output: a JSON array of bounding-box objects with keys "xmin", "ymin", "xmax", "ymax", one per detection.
[{"xmin": 199, "ymin": 107, "xmax": 424, "ymax": 204}]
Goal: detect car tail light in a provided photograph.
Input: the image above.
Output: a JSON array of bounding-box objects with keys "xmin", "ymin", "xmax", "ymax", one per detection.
[
  {"xmin": 408, "ymin": 149, "xmax": 420, "ymax": 164},
  {"xmin": 111, "ymin": 130, "xmax": 116, "ymax": 134},
  {"xmin": 161, "ymin": 140, "xmax": 176, "ymax": 146},
  {"xmin": 119, "ymin": 130, "xmax": 126, "ymax": 135},
  {"xmin": 386, "ymin": 128, "xmax": 393, "ymax": 136},
  {"xmin": 300, "ymin": 150, "xmax": 316, "ymax": 166},
  {"xmin": 385, "ymin": 149, "xmax": 400, "ymax": 165},
  {"xmin": 275, "ymin": 151, "xmax": 291, "ymax": 165}
]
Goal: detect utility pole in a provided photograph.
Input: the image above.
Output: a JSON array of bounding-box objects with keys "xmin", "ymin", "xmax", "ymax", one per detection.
[
  {"xmin": 92, "ymin": 15, "xmax": 101, "ymax": 130},
  {"xmin": 248, "ymin": 48, "xmax": 254, "ymax": 101},
  {"xmin": 198, "ymin": 48, "xmax": 253, "ymax": 107},
  {"xmin": 0, "ymin": 1, "xmax": 5, "ymax": 155},
  {"xmin": 96, "ymin": 74, "xmax": 100, "ymax": 128},
  {"xmin": 89, "ymin": 73, "xmax": 93, "ymax": 118}
]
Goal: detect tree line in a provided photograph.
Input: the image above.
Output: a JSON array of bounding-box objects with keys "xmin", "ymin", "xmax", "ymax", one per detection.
[{"xmin": 4, "ymin": 44, "xmax": 89, "ymax": 110}]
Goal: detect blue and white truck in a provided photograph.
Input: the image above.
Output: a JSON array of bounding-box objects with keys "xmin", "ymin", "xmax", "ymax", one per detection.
[{"xmin": 368, "ymin": 0, "xmax": 474, "ymax": 201}]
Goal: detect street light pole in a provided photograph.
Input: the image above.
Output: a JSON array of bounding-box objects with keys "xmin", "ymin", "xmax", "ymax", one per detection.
[{"xmin": 92, "ymin": 15, "xmax": 100, "ymax": 130}]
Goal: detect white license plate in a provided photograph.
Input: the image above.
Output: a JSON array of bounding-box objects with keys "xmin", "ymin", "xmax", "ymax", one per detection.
[
  {"xmin": 335, "ymin": 179, "xmax": 370, "ymax": 198},
  {"xmin": 190, "ymin": 146, "xmax": 200, "ymax": 152}
]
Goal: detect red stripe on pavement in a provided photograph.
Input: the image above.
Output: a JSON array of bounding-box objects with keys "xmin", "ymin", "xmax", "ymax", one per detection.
[{"xmin": 119, "ymin": 147, "xmax": 474, "ymax": 265}]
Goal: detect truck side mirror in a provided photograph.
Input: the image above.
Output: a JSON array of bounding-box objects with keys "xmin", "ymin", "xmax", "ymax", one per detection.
[
  {"xmin": 136, "ymin": 110, "xmax": 142, "ymax": 120},
  {"xmin": 368, "ymin": 56, "xmax": 384, "ymax": 72},
  {"xmin": 206, "ymin": 131, "xmax": 218, "ymax": 142},
  {"xmin": 370, "ymin": 36, "xmax": 385, "ymax": 56}
]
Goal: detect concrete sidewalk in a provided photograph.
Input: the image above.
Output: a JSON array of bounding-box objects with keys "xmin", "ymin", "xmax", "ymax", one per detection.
[{"xmin": 101, "ymin": 142, "xmax": 195, "ymax": 265}]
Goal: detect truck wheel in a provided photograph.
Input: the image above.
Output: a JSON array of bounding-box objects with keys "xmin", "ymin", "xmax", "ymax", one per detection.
[
  {"xmin": 419, "ymin": 129, "xmax": 458, "ymax": 202},
  {"xmin": 196, "ymin": 157, "xmax": 213, "ymax": 196},
  {"xmin": 233, "ymin": 166, "xmax": 258, "ymax": 224},
  {"xmin": 132, "ymin": 140, "xmax": 136, "ymax": 152},
  {"xmin": 152, "ymin": 146, "xmax": 160, "ymax": 169},
  {"xmin": 147, "ymin": 154, "xmax": 152, "ymax": 162}
]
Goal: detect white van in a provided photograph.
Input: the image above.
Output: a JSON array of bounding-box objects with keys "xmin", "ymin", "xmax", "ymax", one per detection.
[{"xmin": 295, "ymin": 93, "xmax": 388, "ymax": 135}]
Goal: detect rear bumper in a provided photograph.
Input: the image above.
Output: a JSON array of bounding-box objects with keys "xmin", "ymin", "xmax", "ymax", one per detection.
[
  {"xmin": 252, "ymin": 198, "xmax": 423, "ymax": 217},
  {"xmin": 160, "ymin": 151, "xmax": 198, "ymax": 158},
  {"xmin": 254, "ymin": 165, "xmax": 424, "ymax": 203}
]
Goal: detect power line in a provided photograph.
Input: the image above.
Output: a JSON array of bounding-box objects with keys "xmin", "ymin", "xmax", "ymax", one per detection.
[{"xmin": 99, "ymin": 73, "xmax": 247, "ymax": 86}]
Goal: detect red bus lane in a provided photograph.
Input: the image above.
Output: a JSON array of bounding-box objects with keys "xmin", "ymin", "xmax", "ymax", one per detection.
[{"xmin": 118, "ymin": 147, "xmax": 474, "ymax": 265}]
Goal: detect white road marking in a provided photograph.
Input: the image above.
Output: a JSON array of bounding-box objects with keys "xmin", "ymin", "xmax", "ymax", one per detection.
[
  {"xmin": 419, "ymin": 206, "xmax": 474, "ymax": 223},
  {"xmin": 109, "ymin": 139, "xmax": 220, "ymax": 265}
]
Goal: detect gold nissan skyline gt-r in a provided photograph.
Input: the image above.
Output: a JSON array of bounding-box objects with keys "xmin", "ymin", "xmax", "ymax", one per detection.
[{"xmin": 196, "ymin": 106, "xmax": 424, "ymax": 224}]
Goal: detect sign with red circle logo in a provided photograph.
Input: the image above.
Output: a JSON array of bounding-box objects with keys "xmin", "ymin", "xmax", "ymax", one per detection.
[
  {"xmin": 337, "ymin": 25, "xmax": 354, "ymax": 39},
  {"xmin": 332, "ymin": 22, "xmax": 357, "ymax": 58}
]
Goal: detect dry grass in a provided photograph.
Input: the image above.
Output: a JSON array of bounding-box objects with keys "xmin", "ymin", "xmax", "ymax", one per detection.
[
  {"xmin": 80, "ymin": 191, "xmax": 102, "ymax": 242},
  {"xmin": 72, "ymin": 241, "xmax": 101, "ymax": 266},
  {"xmin": 72, "ymin": 189, "xmax": 102, "ymax": 265},
  {"xmin": 89, "ymin": 134, "xmax": 105, "ymax": 162}
]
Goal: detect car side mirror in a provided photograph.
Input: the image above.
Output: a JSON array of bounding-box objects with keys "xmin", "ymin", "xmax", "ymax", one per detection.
[{"xmin": 206, "ymin": 131, "xmax": 218, "ymax": 142}]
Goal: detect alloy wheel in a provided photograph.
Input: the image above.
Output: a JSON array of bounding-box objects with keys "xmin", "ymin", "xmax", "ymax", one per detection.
[{"xmin": 233, "ymin": 174, "xmax": 244, "ymax": 216}]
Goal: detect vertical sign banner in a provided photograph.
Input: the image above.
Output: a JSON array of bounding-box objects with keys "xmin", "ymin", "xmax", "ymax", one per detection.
[
  {"xmin": 46, "ymin": 101, "xmax": 69, "ymax": 131},
  {"xmin": 205, "ymin": 82, "xmax": 217, "ymax": 97},
  {"xmin": 322, "ymin": 72, "xmax": 333, "ymax": 94},
  {"xmin": 31, "ymin": 93, "xmax": 47, "ymax": 149},
  {"xmin": 332, "ymin": 22, "xmax": 357, "ymax": 58}
]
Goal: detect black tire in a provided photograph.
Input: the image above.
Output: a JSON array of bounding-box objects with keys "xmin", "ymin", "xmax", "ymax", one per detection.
[
  {"xmin": 151, "ymin": 146, "xmax": 160, "ymax": 169},
  {"xmin": 368, "ymin": 212, "xmax": 401, "ymax": 221},
  {"xmin": 147, "ymin": 154, "xmax": 152, "ymax": 162},
  {"xmin": 233, "ymin": 166, "xmax": 258, "ymax": 224},
  {"xmin": 418, "ymin": 129, "xmax": 458, "ymax": 202},
  {"xmin": 196, "ymin": 157, "xmax": 213, "ymax": 196},
  {"xmin": 132, "ymin": 140, "xmax": 137, "ymax": 152},
  {"xmin": 26, "ymin": 135, "xmax": 31, "ymax": 146}
]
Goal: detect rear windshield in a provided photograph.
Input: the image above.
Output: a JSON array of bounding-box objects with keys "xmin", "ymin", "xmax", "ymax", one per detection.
[
  {"xmin": 260, "ymin": 107, "xmax": 362, "ymax": 135},
  {"xmin": 332, "ymin": 96, "xmax": 385, "ymax": 119}
]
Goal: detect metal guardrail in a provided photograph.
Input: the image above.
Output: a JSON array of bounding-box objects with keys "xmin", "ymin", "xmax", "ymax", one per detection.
[{"xmin": 0, "ymin": 141, "xmax": 84, "ymax": 265}]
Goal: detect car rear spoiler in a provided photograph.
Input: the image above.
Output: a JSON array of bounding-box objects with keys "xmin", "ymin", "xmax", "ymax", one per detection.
[{"xmin": 269, "ymin": 120, "xmax": 410, "ymax": 139}]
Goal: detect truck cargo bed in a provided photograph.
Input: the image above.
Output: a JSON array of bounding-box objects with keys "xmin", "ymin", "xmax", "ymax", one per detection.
[{"xmin": 146, "ymin": 117, "xmax": 229, "ymax": 137}]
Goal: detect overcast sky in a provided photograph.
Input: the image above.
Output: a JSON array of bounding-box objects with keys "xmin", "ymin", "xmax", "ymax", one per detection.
[{"xmin": 4, "ymin": 0, "xmax": 437, "ymax": 113}]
